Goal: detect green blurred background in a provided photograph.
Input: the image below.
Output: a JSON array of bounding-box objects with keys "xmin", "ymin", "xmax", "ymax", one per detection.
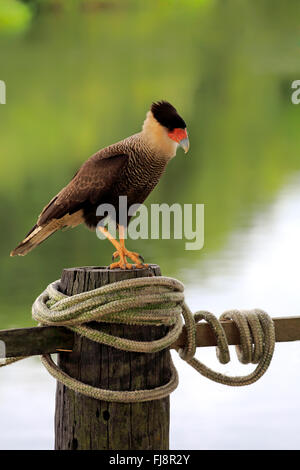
[
  {"xmin": 1, "ymin": 0, "xmax": 299, "ymax": 328},
  {"xmin": 1, "ymin": 0, "xmax": 300, "ymax": 450}
]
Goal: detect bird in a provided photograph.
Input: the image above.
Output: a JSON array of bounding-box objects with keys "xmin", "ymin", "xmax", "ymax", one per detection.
[{"xmin": 10, "ymin": 100, "xmax": 189, "ymax": 269}]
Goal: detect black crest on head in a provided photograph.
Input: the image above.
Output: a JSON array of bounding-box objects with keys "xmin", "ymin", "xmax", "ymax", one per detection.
[{"xmin": 151, "ymin": 101, "xmax": 186, "ymax": 130}]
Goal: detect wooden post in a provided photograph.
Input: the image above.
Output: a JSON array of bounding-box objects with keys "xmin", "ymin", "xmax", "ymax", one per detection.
[{"xmin": 54, "ymin": 265, "xmax": 171, "ymax": 450}]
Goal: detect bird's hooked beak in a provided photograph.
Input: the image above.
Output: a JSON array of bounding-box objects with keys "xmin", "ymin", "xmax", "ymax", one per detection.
[
  {"xmin": 168, "ymin": 128, "xmax": 190, "ymax": 154},
  {"xmin": 179, "ymin": 136, "xmax": 190, "ymax": 154}
]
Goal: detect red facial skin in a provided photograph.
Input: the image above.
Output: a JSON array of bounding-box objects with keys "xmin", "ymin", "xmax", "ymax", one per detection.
[{"xmin": 168, "ymin": 128, "xmax": 188, "ymax": 143}]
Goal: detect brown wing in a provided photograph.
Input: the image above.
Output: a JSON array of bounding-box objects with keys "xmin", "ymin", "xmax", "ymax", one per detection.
[{"xmin": 38, "ymin": 152, "xmax": 128, "ymax": 226}]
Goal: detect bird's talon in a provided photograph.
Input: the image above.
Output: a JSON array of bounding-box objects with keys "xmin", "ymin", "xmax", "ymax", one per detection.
[
  {"xmin": 135, "ymin": 263, "xmax": 149, "ymax": 269},
  {"xmin": 110, "ymin": 260, "xmax": 126, "ymax": 269},
  {"xmin": 122, "ymin": 249, "xmax": 146, "ymax": 266}
]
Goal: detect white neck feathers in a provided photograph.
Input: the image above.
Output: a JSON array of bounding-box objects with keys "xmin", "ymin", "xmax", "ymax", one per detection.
[{"xmin": 141, "ymin": 111, "xmax": 178, "ymax": 159}]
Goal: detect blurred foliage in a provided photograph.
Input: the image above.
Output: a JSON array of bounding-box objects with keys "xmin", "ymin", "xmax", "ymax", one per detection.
[
  {"xmin": 1, "ymin": 0, "xmax": 300, "ymax": 327},
  {"xmin": 0, "ymin": 0, "xmax": 32, "ymax": 35}
]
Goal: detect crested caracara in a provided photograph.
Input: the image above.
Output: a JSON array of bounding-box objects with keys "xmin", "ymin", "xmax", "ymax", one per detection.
[{"xmin": 10, "ymin": 101, "xmax": 189, "ymax": 269}]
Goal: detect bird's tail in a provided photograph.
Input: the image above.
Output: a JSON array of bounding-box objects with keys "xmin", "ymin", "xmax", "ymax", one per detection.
[{"xmin": 10, "ymin": 221, "xmax": 59, "ymax": 257}]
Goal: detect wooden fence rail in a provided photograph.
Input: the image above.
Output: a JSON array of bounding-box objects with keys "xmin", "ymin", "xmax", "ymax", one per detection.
[{"xmin": 1, "ymin": 315, "xmax": 300, "ymax": 359}]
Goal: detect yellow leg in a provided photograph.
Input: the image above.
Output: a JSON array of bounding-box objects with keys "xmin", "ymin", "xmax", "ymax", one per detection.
[
  {"xmin": 98, "ymin": 226, "xmax": 128, "ymax": 269},
  {"xmin": 98, "ymin": 225, "xmax": 147, "ymax": 269},
  {"xmin": 116, "ymin": 226, "xmax": 146, "ymax": 268}
]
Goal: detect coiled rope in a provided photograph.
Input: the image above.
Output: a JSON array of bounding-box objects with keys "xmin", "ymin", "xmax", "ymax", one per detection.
[{"xmin": 2, "ymin": 276, "xmax": 276, "ymax": 402}]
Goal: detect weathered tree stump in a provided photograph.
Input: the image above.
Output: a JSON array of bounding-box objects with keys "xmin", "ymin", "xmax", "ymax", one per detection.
[{"xmin": 55, "ymin": 265, "xmax": 171, "ymax": 450}]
